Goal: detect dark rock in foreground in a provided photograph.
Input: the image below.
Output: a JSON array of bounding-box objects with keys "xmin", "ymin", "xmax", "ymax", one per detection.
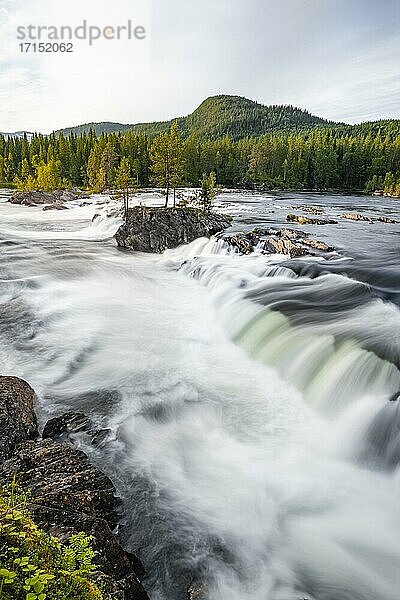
[
  {"xmin": 43, "ymin": 410, "xmax": 112, "ymax": 448},
  {"xmin": 10, "ymin": 188, "xmax": 89, "ymax": 208},
  {"xmin": 0, "ymin": 376, "xmax": 38, "ymax": 462},
  {"xmin": 0, "ymin": 376, "xmax": 149, "ymax": 599},
  {"xmin": 115, "ymin": 207, "xmax": 231, "ymax": 253}
]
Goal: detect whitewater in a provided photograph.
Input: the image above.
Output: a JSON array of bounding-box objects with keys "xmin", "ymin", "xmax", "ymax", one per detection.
[{"xmin": 0, "ymin": 189, "xmax": 399, "ymax": 600}]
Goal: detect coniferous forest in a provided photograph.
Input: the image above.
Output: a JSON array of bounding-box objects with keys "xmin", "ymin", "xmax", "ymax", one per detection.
[{"xmin": 1, "ymin": 95, "xmax": 400, "ymax": 196}]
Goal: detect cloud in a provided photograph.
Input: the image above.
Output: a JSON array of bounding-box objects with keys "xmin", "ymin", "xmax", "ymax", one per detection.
[{"xmin": 0, "ymin": 0, "xmax": 399, "ymax": 132}]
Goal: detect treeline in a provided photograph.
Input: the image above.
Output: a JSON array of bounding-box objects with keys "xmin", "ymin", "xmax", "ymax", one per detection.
[{"xmin": 1, "ymin": 126, "xmax": 399, "ymax": 196}]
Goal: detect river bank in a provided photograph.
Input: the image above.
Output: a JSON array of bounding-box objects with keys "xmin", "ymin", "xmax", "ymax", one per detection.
[{"xmin": 0, "ymin": 376, "xmax": 149, "ymax": 599}]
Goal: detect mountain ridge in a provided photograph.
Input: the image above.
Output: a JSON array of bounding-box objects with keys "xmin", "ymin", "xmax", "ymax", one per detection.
[{"xmin": 51, "ymin": 95, "xmax": 341, "ymax": 140}]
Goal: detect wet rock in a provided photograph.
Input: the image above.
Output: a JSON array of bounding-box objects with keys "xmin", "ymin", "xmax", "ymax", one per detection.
[
  {"xmin": 0, "ymin": 438, "xmax": 117, "ymax": 524},
  {"xmin": 376, "ymin": 215, "xmax": 399, "ymax": 224},
  {"xmin": 341, "ymin": 212, "xmax": 399, "ymax": 224},
  {"xmin": 115, "ymin": 207, "xmax": 231, "ymax": 253},
  {"xmin": 223, "ymin": 234, "xmax": 253, "ymax": 254},
  {"xmin": 222, "ymin": 227, "xmax": 334, "ymax": 258},
  {"xmin": 43, "ymin": 411, "xmax": 112, "ymax": 449},
  {"xmin": 0, "ymin": 376, "xmax": 38, "ymax": 462},
  {"xmin": 42, "ymin": 203, "xmax": 69, "ymax": 211},
  {"xmin": 287, "ymin": 213, "xmax": 337, "ymax": 225},
  {"xmin": 0, "ymin": 438, "xmax": 149, "ymax": 598},
  {"xmin": 10, "ymin": 188, "xmax": 89, "ymax": 207},
  {"xmin": 287, "ymin": 205, "xmax": 324, "ymax": 215},
  {"xmin": 43, "ymin": 411, "xmax": 94, "ymax": 440},
  {"xmin": 188, "ymin": 581, "xmax": 208, "ymax": 599},
  {"xmin": 0, "ymin": 377, "xmax": 149, "ymax": 599},
  {"xmin": 299, "ymin": 238, "xmax": 334, "ymax": 252},
  {"xmin": 265, "ymin": 236, "xmax": 308, "ymax": 257},
  {"xmin": 341, "ymin": 212, "xmax": 373, "ymax": 223}
]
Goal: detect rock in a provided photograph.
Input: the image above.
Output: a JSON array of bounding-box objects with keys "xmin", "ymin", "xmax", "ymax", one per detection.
[
  {"xmin": 223, "ymin": 234, "xmax": 253, "ymax": 254},
  {"xmin": 10, "ymin": 189, "xmax": 89, "ymax": 207},
  {"xmin": 43, "ymin": 411, "xmax": 112, "ymax": 449},
  {"xmin": 341, "ymin": 212, "xmax": 399, "ymax": 224},
  {"xmin": 341, "ymin": 212, "xmax": 373, "ymax": 222},
  {"xmin": 0, "ymin": 376, "xmax": 38, "ymax": 462},
  {"xmin": 222, "ymin": 227, "xmax": 334, "ymax": 257},
  {"xmin": 115, "ymin": 207, "xmax": 231, "ymax": 253},
  {"xmin": 280, "ymin": 228, "xmax": 305, "ymax": 239},
  {"xmin": 287, "ymin": 205, "xmax": 324, "ymax": 215},
  {"xmin": 265, "ymin": 236, "xmax": 308, "ymax": 257},
  {"xmin": 287, "ymin": 213, "xmax": 337, "ymax": 225},
  {"xmin": 42, "ymin": 203, "xmax": 69, "ymax": 211},
  {"xmin": 188, "ymin": 581, "xmax": 208, "ymax": 599},
  {"xmin": 0, "ymin": 438, "xmax": 149, "ymax": 598},
  {"xmin": 0, "ymin": 438, "xmax": 117, "ymax": 524},
  {"xmin": 299, "ymin": 238, "xmax": 334, "ymax": 252},
  {"xmin": 376, "ymin": 215, "xmax": 399, "ymax": 224}
]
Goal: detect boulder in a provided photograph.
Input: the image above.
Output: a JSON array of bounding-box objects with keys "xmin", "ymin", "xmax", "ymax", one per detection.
[
  {"xmin": 10, "ymin": 189, "xmax": 89, "ymax": 207},
  {"xmin": 287, "ymin": 213, "xmax": 337, "ymax": 225},
  {"xmin": 43, "ymin": 411, "xmax": 112, "ymax": 448},
  {"xmin": 221, "ymin": 227, "xmax": 334, "ymax": 257},
  {"xmin": 188, "ymin": 581, "xmax": 208, "ymax": 599},
  {"xmin": 341, "ymin": 212, "xmax": 373, "ymax": 222},
  {"xmin": 0, "ymin": 376, "xmax": 149, "ymax": 599},
  {"xmin": 0, "ymin": 438, "xmax": 149, "ymax": 599},
  {"xmin": 0, "ymin": 376, "xmax": 38, "ymax": 462},
  {"xmin": 115, "ymin": 207, "xmax": 231, "ymax": 253},
  {"xmin": 265, "ymin": 236, "xmax": 308, "ymax": 257},
  {"xmin": 376, "ymin": 215, "xmax": 399, "ymax": 224}
]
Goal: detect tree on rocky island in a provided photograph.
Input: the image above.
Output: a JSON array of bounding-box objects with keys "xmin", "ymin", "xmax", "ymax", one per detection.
[
  {"xmin": 198, "ymin": 171, "xmax": 219, "ymax": 212},
  {"xmin": 115, "ymin": 157, "xmax": 136, "ymax": 222},
  {"xmin": 150, "ymin": 122, "xmax": 184, "ymax": 207}
]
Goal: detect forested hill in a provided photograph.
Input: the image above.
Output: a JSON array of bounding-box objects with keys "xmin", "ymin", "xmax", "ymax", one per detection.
[{"xmin": 54, "ymin": 95, "xmax": 338, "ymax": 140}]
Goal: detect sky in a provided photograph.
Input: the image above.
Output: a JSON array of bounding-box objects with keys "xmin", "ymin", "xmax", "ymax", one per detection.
[{"xmin": 1, "ymin": 0, "xmax": 399, "ymax": 133}]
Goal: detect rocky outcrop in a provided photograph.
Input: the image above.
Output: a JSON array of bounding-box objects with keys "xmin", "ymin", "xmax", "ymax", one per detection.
[
  {"xmin": 10, "ymin": 189, "xmax": 89, "ymax": 208},
  {"xmin": 0, "ymin": 376, "xmax": 38, "ymax": 462},
  {"xmin": 115, "ymin": 207, "xmax": 231, "ymax": 253},
  {"xmin": 286, "ymin": 213, "xmax": 337, "ymax": 225},
  {"xmin": 0, "ymin": 377, "xmax": 149, "ymax": 599},
  {"xmin": 223, "ymin": 227, "xmax": 334, "ymax": 257},
  {"xmin": 341, "ymin": 212, "xmax": 399, "ymax": 224}
]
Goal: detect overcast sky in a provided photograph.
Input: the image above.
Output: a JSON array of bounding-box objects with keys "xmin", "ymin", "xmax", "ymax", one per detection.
[{"xmin": 1, "ymin": 0, "xmax": 399, "ymax": 133}]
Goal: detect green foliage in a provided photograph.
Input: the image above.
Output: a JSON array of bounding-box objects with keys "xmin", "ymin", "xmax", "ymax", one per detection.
[
  {"xmin": 150, "ymin": 122, "xmax": 184, "ymax": 207},
  {"xmin": 115, "ymin": 157, "xmax": 136, "ymax": 220},
  {"xmin": 0, "ymin": 482, "xmax": 102, "ymax": 600},
  {"xmin": 198, "ymin": 172, "xmax": 219, "ymax": 211},
  {"xmin": 0, "ymin": 106, "xmax": 399, "ymax": 195}
]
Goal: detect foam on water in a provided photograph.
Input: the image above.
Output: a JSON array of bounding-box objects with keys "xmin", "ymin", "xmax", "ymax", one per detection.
[{"xmin": 0, "ymin": 193, "xmax": 400, "ymax": 599}]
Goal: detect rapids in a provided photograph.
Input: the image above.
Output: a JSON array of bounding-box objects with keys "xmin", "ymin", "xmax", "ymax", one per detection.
[{"xmin": 0, "ymin": 189, "xmax": 399, "ymax": 600}]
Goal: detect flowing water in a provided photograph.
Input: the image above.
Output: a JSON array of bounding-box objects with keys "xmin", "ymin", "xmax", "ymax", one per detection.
[{"xmin": 0, "ymin": 190, "xmax": 400, "ymax": 600}]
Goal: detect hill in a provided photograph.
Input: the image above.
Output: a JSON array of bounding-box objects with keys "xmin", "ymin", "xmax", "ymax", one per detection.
[{"xmin": 53, "ymin": 95, "xmax": 339, "ymax": 140}]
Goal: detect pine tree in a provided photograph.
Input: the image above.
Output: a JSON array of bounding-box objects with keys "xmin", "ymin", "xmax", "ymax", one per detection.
[
  {"xmin": 198, "ymin": 172, "xmax": 218, "ymax": 211},
  {"xmin": 115, "ymin": 157, "xmax": 135, "ymax": 221},
  {"xmin": 150, "ymin": 123, "xmax": 184, "ymax": 207}
]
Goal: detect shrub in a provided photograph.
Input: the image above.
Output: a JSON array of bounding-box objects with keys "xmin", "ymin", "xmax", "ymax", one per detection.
[{"xmin": 0, "ymin": 480, "xmax": 103, "ymax": 600}]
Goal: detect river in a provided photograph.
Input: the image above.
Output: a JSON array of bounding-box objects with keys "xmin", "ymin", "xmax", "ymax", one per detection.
[{"xmin": 0, "ymin": 189, "xmax": 399, "ymax": 600}]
